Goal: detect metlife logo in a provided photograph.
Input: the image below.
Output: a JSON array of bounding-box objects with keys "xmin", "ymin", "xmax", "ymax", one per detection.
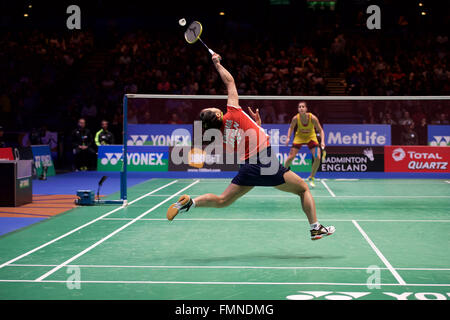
[{"xmin": 324, "ymin": 125, "xmax": 391, "ymax": 146}]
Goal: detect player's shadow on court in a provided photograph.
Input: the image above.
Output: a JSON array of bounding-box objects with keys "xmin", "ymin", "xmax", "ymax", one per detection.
[{"xmin": 184, "ymin": 253, "xmax": 344, "ymax": 263}]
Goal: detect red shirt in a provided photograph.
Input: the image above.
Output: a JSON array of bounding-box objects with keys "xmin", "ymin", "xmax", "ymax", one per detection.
[{"xmin": 221, "ymin": 105, "xmax": 270, "ymax": 160}]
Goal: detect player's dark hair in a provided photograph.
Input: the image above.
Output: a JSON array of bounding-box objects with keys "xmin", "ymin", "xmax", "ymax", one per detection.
[{"xmin": 199, "ymin": 110, "xmax": 222, "ymax": 130}]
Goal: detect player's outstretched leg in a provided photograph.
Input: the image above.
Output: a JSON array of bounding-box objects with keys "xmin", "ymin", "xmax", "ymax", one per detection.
[
  {"xmin": 284, "ymin": 147, "xmax": 299, "ymax": 169},
  {"xmin": 167, "ymin": 183, "xmax": 253, "ymax": 221},
  {"xmin": 275, "ymin": 170, "xmax": 335, "ymax": 240},
  {"xmin": 307, "ymin": 146, "xmax": 322, "ymax": 188}
]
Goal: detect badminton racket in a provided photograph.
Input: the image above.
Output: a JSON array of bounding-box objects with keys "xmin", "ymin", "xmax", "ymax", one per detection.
[{"xmin": 184, "ymin": 21, "xmax": 216, "ymax": 56}]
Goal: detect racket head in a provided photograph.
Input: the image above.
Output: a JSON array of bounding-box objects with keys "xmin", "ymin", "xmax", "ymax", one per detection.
[{"xmin": 184, "ymin": 21, "xmax": 203, "ymax": 44}]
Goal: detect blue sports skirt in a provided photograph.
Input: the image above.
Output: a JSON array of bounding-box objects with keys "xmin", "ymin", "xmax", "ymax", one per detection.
[{"xmin": 231, "ymin": 147, "xmax": 290, "ymax": 186}]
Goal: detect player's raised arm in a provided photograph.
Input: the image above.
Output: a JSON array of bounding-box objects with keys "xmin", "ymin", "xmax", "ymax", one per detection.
[
  {"xmin": 212, "ymin": 53, "xmax": 239, "ymax": 107},
  {"xmin": 248, "ymin": 107, "xmax": 261, "ymax": 126}
]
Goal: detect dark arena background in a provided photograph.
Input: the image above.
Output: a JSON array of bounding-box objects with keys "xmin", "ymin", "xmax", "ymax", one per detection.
[{"xmin": 0, "ymin": 0, "xmax": 449, "ymax": 314}]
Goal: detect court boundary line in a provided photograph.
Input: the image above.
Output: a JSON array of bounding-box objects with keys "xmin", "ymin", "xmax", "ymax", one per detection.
[
  {"xmin": 7, "ymin": 264, "xmax": 450, "ymax": 271},
  {"xmin": 127, "ymin": 194, "xmax": 450, "ymax": 198},
  {"xmin": 0, "ymin": 179, "xmax": 179, "ymax": 270},
  {"xmin": 99, "ymin": 218, "xmax": 450, "ymax": 222},
  {"xmin": 352, "ymin": 220, "xmax": 406, "ymax": 285},
  {"xmin": 1, "ymin": 279, "xmax": 450, "ymax": 287},
  {"xmin": 320, "ymin": 180, "xmax": 336, "ymax": 197},
  {"xmin": 34, "ymin": 180, "xmax": 200, "ymax": 282}
]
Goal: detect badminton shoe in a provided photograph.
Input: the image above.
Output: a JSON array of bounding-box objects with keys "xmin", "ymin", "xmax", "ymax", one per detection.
[
  {"xmin": 167, "ymin": 195, "xmax": 193, "ymax": 221},
  {"xmin": 307, "ymin": 176, "xmax": 316, "ymax": 188},
  {"xmin": 310, "ymin": 224, "xmax": 335, "ymax": 240}
]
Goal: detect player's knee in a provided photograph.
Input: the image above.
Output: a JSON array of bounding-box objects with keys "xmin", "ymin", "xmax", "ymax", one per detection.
[
  {"xmin": 298, "ymin": 180, "xmax": 310, "ymax": 195},
  {"xmin": 217, "ymin": 196, "xmax": 232, "ymax": 208}
]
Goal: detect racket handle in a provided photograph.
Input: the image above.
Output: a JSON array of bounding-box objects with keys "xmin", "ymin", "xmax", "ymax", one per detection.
[{"xmin": 208, "ymin": 48, "xmax": 215, "ymax": 55}]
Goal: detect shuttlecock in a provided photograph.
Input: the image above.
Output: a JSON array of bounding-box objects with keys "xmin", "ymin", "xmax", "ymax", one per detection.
[{"xmin": 179, "ymin": 18, "xmax": 186, "ymax": 26}]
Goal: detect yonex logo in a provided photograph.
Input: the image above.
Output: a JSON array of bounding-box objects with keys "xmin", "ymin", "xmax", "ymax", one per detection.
[
  {"xmin": 287, "ymin": 291, "xmax": 370, "ymax": 300},
  {"xmin": 430, "ymin": 136, "xmax": 450, "ymax": 146},
  {"xmin": 392, "ymin": 148, "xmax": 406, "ymax": 162},
  {"xmin": 277, "ymin": 153, "xmax": 308, "ymax": 166},
  {"xmin": 101, "ymin": 153, "xmax": 123, "ymax": 165},
  {"xmin": 286, "ymin": 291, "xmax": 450, "ymax": 300},
  {"xmin": 127, "ymin": 135, "xmax": 148, "ymax": 146},
  {"xmin": 128, "ymin": 133, "xmax": 191, "ymax": 146}
]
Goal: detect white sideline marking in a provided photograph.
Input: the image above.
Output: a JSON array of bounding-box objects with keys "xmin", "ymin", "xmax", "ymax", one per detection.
[
  {"xmin": 1, "ymin": 279, "xmax": 450, "ymax": 287},
  {"xmin": 8, "ymin": 264, "xmax": 450, "ymax": 271},
  {"xmin": 34, "ymin": 180, "xmax": 200, "ymax": 282},
  {"xmin": 352, "ymin": 220, "xmax": 406, "ymax": 285},
  {"xmin": 0, "ymin": 180, "xmax": 179, "ymax": 270},
  {"xmin": 100, "ymin": 218, "xmax": 450, "ymax": 223},
  {"xmin": 128, "ymin": 194, "xmax": 450, "ymax": 198},
  {"xmin": 320, "ymin": 180, "xmax": 336, "ymax": 197}
]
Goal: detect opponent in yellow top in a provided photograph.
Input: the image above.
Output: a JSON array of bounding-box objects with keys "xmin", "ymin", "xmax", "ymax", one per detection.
[
  {"xmin": 293, "ymin": 112, "xmax": 319, "ymax": 145},
  {"xmin": 285, "ymin": 101, "xmax": 325, "ymax": 188}
]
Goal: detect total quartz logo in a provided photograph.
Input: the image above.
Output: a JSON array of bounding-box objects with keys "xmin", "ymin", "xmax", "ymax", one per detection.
[
  {"xmin": 392, "ymin": 148, "xmax": 406, "ymax": 162},
  {"xmin": 385, "ymin": 146, "xmax": 449, "ymax": 173}
]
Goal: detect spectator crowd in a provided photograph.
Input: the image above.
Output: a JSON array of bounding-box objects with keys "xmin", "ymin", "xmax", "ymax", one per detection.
[{"xmin": 0, "ymin": 25, "xmax": 448, "ymax": 170}]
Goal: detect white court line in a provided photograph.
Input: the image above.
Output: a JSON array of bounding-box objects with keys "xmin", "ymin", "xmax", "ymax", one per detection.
[
  {"xmin": 334, "ymin": 195, "xmax": 450, "ymax": 198},
  {"xmin": 8, "ymin": 264, "xmax": 450, "ymax": 271},
  {"xmin": 10, "ymin": 264, "xmax": 383, "ymax": 270},
  {"xmin": 320, "ymin": 180, "xmax": 336, "ymax": 197},
  {"xmin": 1, "ymin": 279, "xmax": 450, "ymax": 287},
  {"xmin": 0, "ymin": 180, "xmax": 179, "ymax": 270},
  {"xmin": 100, "ymin": 218, "xmax": 450, "ymax": 223},
  {"xmin": 34, "ymin": 180, "xmax": 200, "ymax": 282},
  {"xmin": 128, "ymin": 194, "xmax": 450, "ymax": 198},
  {"xmin": 352, "ymin": 220, "xmax": 406, "ymax": 285}
]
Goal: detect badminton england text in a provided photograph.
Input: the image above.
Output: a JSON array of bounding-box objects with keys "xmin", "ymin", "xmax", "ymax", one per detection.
[{"xmin": 175, "ymin": 304, "xmax": 274, "ymax": 317}]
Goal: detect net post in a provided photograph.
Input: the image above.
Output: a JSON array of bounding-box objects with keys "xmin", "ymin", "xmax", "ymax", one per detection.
[{"xmin": 120, "ymin": 94, "xmax": 128, "ymax": 201}]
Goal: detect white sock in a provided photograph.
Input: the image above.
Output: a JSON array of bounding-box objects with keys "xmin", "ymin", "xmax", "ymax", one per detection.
[
  {"xmin": 191, "ymin": 199, "xmax": 196, "ymax": 208},
  {"xmin": 310, "ymin": 222, "xmax": 320, "ymax": 230}
]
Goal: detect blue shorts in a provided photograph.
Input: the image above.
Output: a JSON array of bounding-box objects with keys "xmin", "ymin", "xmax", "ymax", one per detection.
[{"xmin": 231, "ymin": 147, "xmax": 290, "ymax": 187}]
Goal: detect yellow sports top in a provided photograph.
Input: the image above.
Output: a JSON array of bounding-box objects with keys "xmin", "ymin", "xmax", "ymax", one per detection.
[{"xmin": 293, "ymin": 113, "xmax": 318, "ymax": 144}]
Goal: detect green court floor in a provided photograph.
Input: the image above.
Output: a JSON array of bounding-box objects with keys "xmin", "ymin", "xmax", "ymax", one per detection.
[{"xmin": 0, "ymin": 178, "xmax": 449, "ymax": 300}]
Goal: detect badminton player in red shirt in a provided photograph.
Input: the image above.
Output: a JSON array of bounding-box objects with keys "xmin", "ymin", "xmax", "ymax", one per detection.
[{"xmin": 167, "ymin": 53, "xmax": 335, "ymax": 240}]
